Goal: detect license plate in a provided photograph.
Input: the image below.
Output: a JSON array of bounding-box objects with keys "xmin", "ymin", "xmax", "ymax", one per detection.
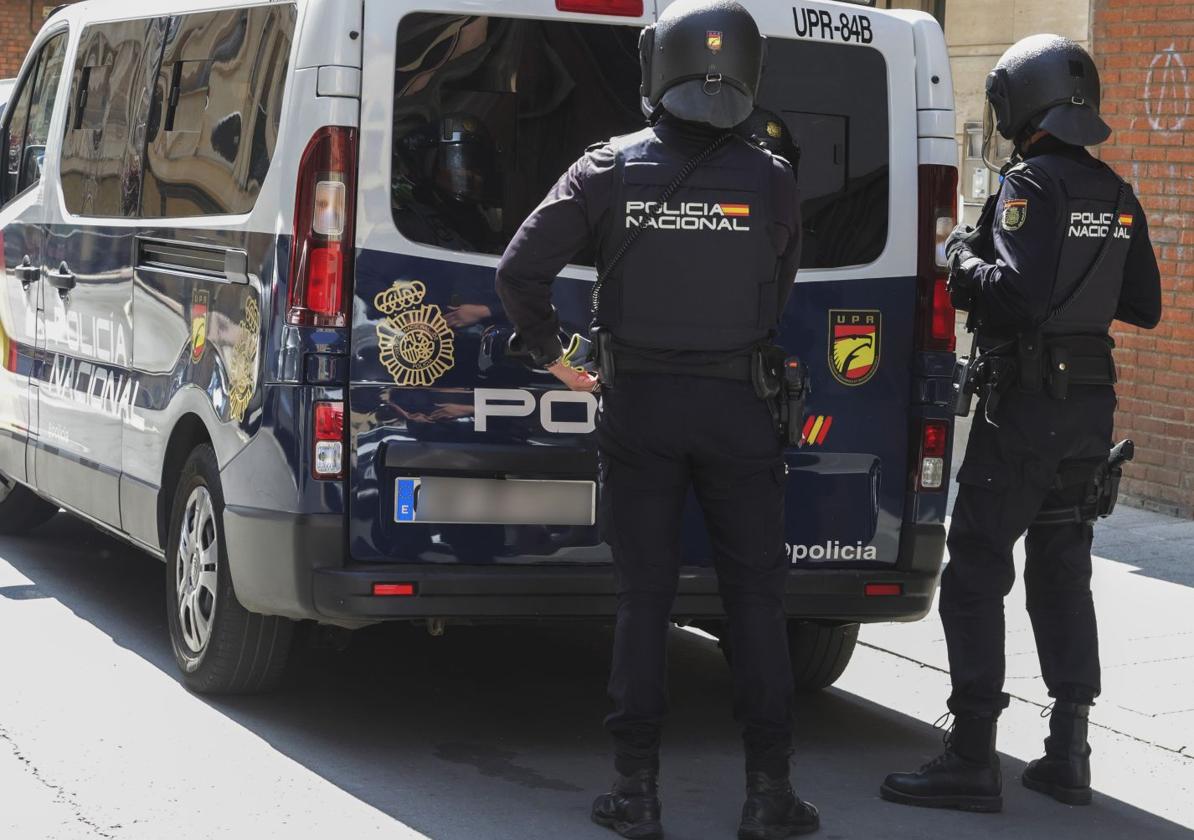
[{"xmin": 394, "ymin": 477, "xmax": 595, "ymax": 526}]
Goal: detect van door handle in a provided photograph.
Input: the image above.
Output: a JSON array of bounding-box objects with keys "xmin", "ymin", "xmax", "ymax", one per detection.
[
  {"xmin": 45, "ymin": 262, "xmax": 76, "ymax": 297},
  {"xmin": 14, "ymin": 256, "xmax": 40, "ymax": 289}
]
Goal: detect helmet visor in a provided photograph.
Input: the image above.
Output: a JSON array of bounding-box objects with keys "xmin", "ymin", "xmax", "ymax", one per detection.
[{"xmin": 982, "ymin": 100, "xmax": 1013, "ymax": 173}]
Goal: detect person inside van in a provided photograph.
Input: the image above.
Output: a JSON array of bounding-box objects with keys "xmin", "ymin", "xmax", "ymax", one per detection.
[{"xmin": 394, "ymin": 113, "xmax": 505, "ymax": 253}]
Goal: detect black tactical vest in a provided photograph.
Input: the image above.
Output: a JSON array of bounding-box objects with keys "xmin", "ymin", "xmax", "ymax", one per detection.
[
  {"xmin": 1014, "ymin": 152, "xmax": 1136, "ymax": 337},
  {"xmin": 595, "ymin": 127, "xmax": 786, "ymax": 352}
]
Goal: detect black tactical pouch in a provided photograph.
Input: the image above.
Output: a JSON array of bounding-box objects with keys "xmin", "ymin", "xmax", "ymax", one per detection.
[
  {"xmin": 1046, "ymin": 344, "xmax": 1071, "ymax": 400},
  {"xmin": 1017, "ymin": 330, "xmax": 1044, "ymax": 394}
]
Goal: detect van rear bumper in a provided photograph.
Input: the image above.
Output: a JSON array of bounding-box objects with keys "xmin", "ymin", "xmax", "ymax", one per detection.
[
  {"xmin": 223, "ymin": 503, "xmax": 944, "ymax": 626},
  {"xmin": 309, "ymin": 524, "xmax": 946, "ymax": 627}
]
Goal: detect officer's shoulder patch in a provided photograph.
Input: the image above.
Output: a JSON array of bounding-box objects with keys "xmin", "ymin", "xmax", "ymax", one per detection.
[{"xmin": 1001, "ymin": 198, "xmax": 1028, "ymax": 231}]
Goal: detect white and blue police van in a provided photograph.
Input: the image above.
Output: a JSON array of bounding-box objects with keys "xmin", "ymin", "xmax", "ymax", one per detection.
[{"xmin": 0, "ymin": 0, "xmax": 958, "ymax": 693}]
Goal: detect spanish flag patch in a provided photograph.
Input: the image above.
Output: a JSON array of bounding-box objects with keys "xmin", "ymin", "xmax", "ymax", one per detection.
[
  {"xmin": 719, "ymin": 204, "xmax": 750, "ymax": 217},
  {"xmin": 1118, "ymin": 213, "xmax": 1134, "ymax": 227}
]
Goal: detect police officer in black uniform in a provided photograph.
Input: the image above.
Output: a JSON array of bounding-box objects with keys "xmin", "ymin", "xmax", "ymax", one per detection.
[
  {"xmin": 495, "ymin": 2, "xmax": 816, "ymax": 837},
  {"xmin": 881, "ymin": 34, "xmax": 1161, "ymax": 813}
]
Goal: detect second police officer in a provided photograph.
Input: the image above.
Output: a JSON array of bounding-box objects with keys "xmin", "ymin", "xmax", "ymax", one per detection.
[
  {"xmin": 881, "ymin": 35, "xmax": 1161, "ymax": 812},
  {"xmin": 495, "ymin": 1, "xmax": 815, "ymax": 837}
]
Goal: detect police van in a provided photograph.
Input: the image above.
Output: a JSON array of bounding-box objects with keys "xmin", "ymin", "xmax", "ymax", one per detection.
[{"xmin": 0, "ymin": 0, "xmax": 958, "ymax": 693}]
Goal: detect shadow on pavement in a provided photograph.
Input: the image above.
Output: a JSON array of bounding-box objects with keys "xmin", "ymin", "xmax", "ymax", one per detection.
[{"xmin": 5, "ymin": 514, "xmax": 1192, "ymax": 840}]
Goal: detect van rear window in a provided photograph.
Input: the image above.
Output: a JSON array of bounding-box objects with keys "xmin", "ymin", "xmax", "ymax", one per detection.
[
  {"xmin": 391, "ymin": 15, "xmax": 889, "ymax": 269},
  {"xmin": 757, "ymin": 40, "xmax": 889, "ymax": 268}
]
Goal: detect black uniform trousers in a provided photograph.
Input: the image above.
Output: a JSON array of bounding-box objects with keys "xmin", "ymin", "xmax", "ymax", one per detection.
[
  {"xmin": 597, "ymin": 373, "xmax": 793, "ymax": 778},
  {"xmin": 942, "ymin": 383, "xmax": 1115, "ymax": 717}
]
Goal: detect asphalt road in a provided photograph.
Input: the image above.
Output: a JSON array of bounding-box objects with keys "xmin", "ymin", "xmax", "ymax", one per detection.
[{"xmin": 1, "ymin": 514, "xmax": 1191, "ymax": 840}]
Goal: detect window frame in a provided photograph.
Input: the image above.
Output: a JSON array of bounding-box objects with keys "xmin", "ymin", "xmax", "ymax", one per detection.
[{"xmin": 0, "ymin": 26, "xmax": 70, "ymax": 210}]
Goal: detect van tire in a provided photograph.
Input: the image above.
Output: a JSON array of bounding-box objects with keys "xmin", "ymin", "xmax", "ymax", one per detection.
[
  {"xmin": 166, "ymin": 445, "xmax": 293, "ymax": 694},
  {"xmin": 787, "ymin": 621, "xmax": 858, "ymax": 691},
  {"xmin": 0, "ymin": 475, "xmax": 59, "ymax": 535}
]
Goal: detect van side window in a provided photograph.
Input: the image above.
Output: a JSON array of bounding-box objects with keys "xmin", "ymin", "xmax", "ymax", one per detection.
[
  {"xmin": 391, "ymin": 15, "xmax": 643, "ymax": 259},
  {"xmin": 140, "ymin": 5, "xmax": 295, "ymax": 218},
  {"xmin": 60, "ymin": 20, "xmax": 155, "ymax": 217},
  {"xmin": 1, "ymin": 32, "xmax": 67, "ymax": 207}
]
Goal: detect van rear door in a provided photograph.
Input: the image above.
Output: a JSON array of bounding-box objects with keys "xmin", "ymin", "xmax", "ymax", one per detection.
[
  {"xmin": 351, "ymin": 2, "xmax": 653, "ymax": 564},
  {"xmin": 351, "ymin": 0, "xmax": 952, "ymax": 572}
]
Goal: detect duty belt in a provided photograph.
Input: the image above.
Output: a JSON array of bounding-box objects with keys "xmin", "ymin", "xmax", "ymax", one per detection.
[
  {"xmin": 613, "ymin": 352, "xmax": 753, "ymax": 382},
  {"xmin": 979, "ymin": 334, "xmax": 1116, "ymax": 390}
]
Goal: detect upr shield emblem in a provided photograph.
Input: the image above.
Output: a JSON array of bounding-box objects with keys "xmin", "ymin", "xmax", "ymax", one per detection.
[
  {"xmin": 829, "ymin": 309, "xmax": 880, "ymax": 386},
  {"xmin": 375, "ymin": 280, "xmax": 455, "ymax": 388},
  {"xmin": 190, "ymin": 289, "xmax": 208, "ymax": 363},
  {"xmin": 1002, "ymin": 198, "xmax": 1028, "ymax": 231}
]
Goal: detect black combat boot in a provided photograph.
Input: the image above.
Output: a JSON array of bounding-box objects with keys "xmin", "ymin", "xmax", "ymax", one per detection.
[
  {"xmin": 1022, "ymin": 701, "xmax": 1093, "ymax": 805},
  {"xmin": 591, "ymin": 769, "xmax": 663, "ymax": 839},
  {"xmin": 880, "ymin": 714, "xmax": 1002, "ymax": 813},
  {"xmin": 738, "ymin": 772, "xmax": 820, "ymax": 839}
]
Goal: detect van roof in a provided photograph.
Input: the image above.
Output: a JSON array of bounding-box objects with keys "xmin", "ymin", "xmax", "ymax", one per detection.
[{"xmin": 57, "ymin": 0, "xmax": 300, "ymax": 26}]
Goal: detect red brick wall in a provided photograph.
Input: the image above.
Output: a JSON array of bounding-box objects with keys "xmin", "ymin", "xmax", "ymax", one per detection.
[
  {"xmin": 1, "ymin": 1, "xmax": 54, "ymax": 79},
  {"xmin": 1094, "ymin": 0, "xmax": 1194, "ymax": 518}
]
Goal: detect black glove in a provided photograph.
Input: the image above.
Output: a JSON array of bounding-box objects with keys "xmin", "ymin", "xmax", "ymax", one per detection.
[
  {"xmin": 947, "ymin": 247, "xmax": 983, "ymax": 312},
  {"xmin": 945, "ymin": 223, "xmax": 979, "ymax": 266}
]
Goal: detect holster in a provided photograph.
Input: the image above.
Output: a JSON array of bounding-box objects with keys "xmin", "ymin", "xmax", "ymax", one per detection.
[
  {"xmin": 590, "ymin": 326, "xmax": 616, "ymax": 389},
  {"xmin": 780, "ymin": 356, "xmax": 810, "ymax": 447},
  {"xmin": 951, "ymin": 355, "xmax": 978, "ymax": 417},
  {"xmin": 750, "ymin": 345, "xmax": 807, "ymax": 445},
  {"xmin": 1033, "ymin": 439, "xmax": 1135, "ymax": 525}
]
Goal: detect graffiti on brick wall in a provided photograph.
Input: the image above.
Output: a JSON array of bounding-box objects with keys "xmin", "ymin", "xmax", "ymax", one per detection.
[{"xmin": 1144, "ymin": 43, "xmax": 1190, "ymax": 132}]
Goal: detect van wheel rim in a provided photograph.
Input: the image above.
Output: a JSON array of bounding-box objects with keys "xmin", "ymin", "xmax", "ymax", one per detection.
[{"xmin": 176, "ymin": 486, "xmax": 218, "ymax": 655}]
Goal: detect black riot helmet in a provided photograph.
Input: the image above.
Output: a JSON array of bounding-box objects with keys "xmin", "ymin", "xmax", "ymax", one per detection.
[
  {"xmin": 639, "ymin": 0, "xmax": 765, "ymax": 129},
  {"xmin": 398, "ymin": 114, "xmax": 499, "ymax": 206},
  {"xmin": 431, "ymin": 113, "xmax": 499, "ymax": 205},
  {"xmin": 983, "ymin": 34, "xmax": 1111, "ymax": 170}
]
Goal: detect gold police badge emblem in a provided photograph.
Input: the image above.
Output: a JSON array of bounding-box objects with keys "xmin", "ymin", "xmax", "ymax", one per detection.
[
  {"xmin": 1002, "ymin": 198, "xmax": 1028, "ymax": 231},
  {"xmin": 228, "ymin": 296, "xmax": 260, "ymax": 423},
  {"xmin": 375, "ymin": 280, "xmax": 455, "ymax": 387}
]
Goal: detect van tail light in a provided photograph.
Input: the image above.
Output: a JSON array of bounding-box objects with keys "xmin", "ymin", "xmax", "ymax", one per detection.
[
  {"xmin": 865, "ymin": 583, "xmax": 902, "ymax": 597},
  {"xmin": 555, "ymin": 0, "xmax": 644, "ymax": 15},
  {"xmin": 915, "ymin": 164, "xmax": 959, "ymax": 352},
  {"xmin": 373, "ymin": 583, "xmax": 416, "ymax": 597},
  {"xmin": 916, "ymin": 418, "xmax": 949, "ymax": 491},
  {"xmin": 313, "ymin": 400, "xmax": 345, "ymax": 479},
  {"xmin": 288, "ymin": 126, "xmax": 358, "ymax": 328}
]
